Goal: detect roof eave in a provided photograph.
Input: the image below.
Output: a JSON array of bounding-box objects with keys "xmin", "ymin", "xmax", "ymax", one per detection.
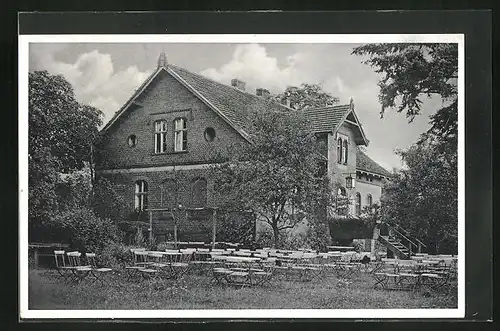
[
  {"xmin": 100, "ymin": 67, "xmax": 163, "ymax": 133},
  {"xmin": 167, "ymin": 67, "xmax": 252, "ymax": 144}
]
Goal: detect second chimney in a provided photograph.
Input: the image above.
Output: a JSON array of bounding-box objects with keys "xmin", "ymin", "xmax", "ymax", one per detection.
[
  {"xmin": 231, "ymin": 78, "xmax": 246, "ymax": 91},
  {"xmin": 256, "ymin": 88, "xmax": 270, "ymax": 98}
]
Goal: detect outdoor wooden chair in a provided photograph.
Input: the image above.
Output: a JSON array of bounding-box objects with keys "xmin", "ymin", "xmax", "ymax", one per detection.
[
  {"xmin": 85, "ymin": 253, "xmax": 113, "ymax": 285},
  {"xmin": 125, "ymin": 250, "xmax": 150, "ymax": 280},
  {"xmin": 170, "ymin": 251, "xmax": 192, "ymax": 280},
  {"xmin": 138, "ymin": 252, "xmax": 164, "ymax": 280},
  {"xmin": 53, "ymin": 250, "xmax": 78, "ymax": 281},
  {"xmin": 66, "ymin": 251, "xmax": 92, "ymax": 283}
]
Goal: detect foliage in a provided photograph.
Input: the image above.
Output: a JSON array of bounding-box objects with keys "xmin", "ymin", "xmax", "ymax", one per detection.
[
  {"xmin": 304, "ymin": 218, "xmax": 332, "ymax": 252},
  {"xmin": 216, "ymin": 212, "xmax": 255, "ymax": 246},
  {"xmin": 28, "ymin": 147, "xmax": 61, "ymax": 226},
  {"xmin": 29, "ymin": 70, "xmax": 103, "ymax": 226},
  {"xmin": 134, "ymin": 226, "xmax": 147, "ymax": 247},
  {"xmin": 45, "ymin": 208, "xmax": 121, "ymax": 254},
  {"xmin": 91, "ymin": 176, "xmax": 129, "ymax": 221},
  {"xmin": 211, "ymin": 109, "xmax": 332, "ymax": 248},
  {"xmin": 380, "ymin": 141, "xmax": 458, "ymax": 254},
  {"xmin": 273, "ymin": 83, "xmax": 339, "ymax": 110},
  {"xmin": 352, "ymin": 43, "xmax": 458, "ymax": 146},
  {"xmin": 359, "ymin": 203, "xmax": 382, "ymax": 233},
  {"xmin": 99, "ymin": 242, "xmax": 134, "ymax": 268},
  {"xmin": 29, "ymin": 70, "xmax": 103, "ymax": 172},
  {"xmin": 56, "ymin": 166, "xmax": 93, "ymax": 211}
]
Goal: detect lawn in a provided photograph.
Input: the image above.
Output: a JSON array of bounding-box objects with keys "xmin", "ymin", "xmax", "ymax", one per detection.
[{"xmin": 28, "ymin": 268, "xmax": 457, "ymax": 310}]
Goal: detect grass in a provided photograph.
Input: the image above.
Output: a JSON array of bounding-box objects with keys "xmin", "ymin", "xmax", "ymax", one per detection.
[{"xmin": 28, "ymin": 268, "xmax": 457, "ymax": 310}]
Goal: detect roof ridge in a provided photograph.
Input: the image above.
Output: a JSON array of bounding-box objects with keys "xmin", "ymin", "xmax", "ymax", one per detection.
[
  {"xmin": 306, "ymin": 104, "xmax": 351, "ymax": 111},
  {"xmin": 169, "ymin": 64, "xmax": 294, "ymax": 111}
]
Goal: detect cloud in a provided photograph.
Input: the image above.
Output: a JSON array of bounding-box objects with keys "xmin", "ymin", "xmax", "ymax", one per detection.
[
  {"xmin": 30, "ymin": 45, "xmax": 151, "ymax": 127},
  {"xmin": 200, "ymin": 44, "xmax": 312, "ymax": 94}
]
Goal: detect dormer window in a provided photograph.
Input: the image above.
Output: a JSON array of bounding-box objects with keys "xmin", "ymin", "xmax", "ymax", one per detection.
[
  {"xmin": 154, "ymin": 120, "xmax": 167, "ymax": 153},
  {"xmin": 174, "ymin": 118, "xmax": 187, "ymax": 152}
]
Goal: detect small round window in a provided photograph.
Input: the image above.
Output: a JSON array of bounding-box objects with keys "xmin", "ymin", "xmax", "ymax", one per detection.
[
  {"xmin": 128, "ymin": 135, "xmax": 137, "ymax": 147},
  {"xmin": 204, "ymin": 127, "xmax": 216, "ymax": 142}
]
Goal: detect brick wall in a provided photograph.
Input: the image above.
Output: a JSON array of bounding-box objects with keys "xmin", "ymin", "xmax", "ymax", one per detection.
[{"xmin": 97, "ymin": 70, "xmax": 247, "ymax": 170}]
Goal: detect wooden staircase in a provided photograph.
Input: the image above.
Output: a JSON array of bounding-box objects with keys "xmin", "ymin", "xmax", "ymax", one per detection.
[{"xmin": 378, "ymin": 223, "xmax": 427, "ymax": 260}]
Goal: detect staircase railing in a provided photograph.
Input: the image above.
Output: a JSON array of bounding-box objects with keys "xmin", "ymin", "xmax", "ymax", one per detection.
[
  {"xmin": 384, "ymin": 222, "xmax": 427, "ymax": 255},
  {"xmin": 392, "ymin": 223, "xmax": 427, "ymax": 253}
]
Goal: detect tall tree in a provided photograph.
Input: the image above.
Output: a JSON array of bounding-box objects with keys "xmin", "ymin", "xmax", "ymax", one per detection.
[
  {"xmin": 29, "ymin": 71, "xmax": 103, "ymax": 225},
  {"xmin": 352, "ymin": 43, "xmax": 458, "ymax": 147},
  {"xmin": 274, "ymin": 83, "xmax": 339, "ymax": 110},
  {"xmin": 381, "ymin": 141, "xmax": 458, "ymax": 254},
  {"xmin": 211, "ymin": 109, "xmax": 331, "ymax": 248}
]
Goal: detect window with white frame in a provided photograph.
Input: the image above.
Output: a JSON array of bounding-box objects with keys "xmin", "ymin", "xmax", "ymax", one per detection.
[
  {"xmin": 174, "ymin": 118, "xmax": 187, "ymax": 152},
  {"xmin": 337, "ymin": 134, "xmax": 349, "ymax": 164},
  {"xmin": 342, "ymin": 139, "xmax": 349, "ymax": 164},
  {"xmin": 134, "ymin": 180, "xmax": 148, "ymax": 211},
  {"xmin": 337, "ymin": 138, "xmax": 342, "ymax": 163},
  {"xmin": 154, "ymin": 120, "xmax": 168, "ymax": 153}
]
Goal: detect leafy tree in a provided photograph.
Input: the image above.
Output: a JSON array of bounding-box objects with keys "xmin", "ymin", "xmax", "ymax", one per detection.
[
  {"xmin": 29, "ymin": 70, "xmax": 103, "ymax": 172},
  {"xmin": 352, "ymin": 43, "xmax": 458, "ymax": 146},
  {"xmin": 211, "ymin": 109, "xmax": 331, "ymax": 248},
  {"xmin": 380, "ymin": 142, "xmax": 458, "ymax": 254},
  {"xmin": 274, "ymin": 83, "xmax": 339, "ymax": 110},
  {"xmin": 29, "ymin": 71, "xmax": 103, "ymax": 225}
]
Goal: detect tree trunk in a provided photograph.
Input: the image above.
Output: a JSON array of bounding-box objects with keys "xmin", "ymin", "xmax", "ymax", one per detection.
[{"xmin": 272, "ymin": 223, "xmax": 280, "ymax": 249}]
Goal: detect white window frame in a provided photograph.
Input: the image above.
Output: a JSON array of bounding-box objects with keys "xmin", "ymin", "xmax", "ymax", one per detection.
[
  {"xmin": 342, "ymin": 138, "xmax": 349, "ymax": 164},
  {"xmin": 154, "ymin": 120, "xmax": 168, "ymax": 153},
  {"xmin": 135, "ymin": 180, "xmax": 148, "ymax": 211},
  {"xmin": 174, "ymin": 118, "xmax": 187, "ymax": 152}
]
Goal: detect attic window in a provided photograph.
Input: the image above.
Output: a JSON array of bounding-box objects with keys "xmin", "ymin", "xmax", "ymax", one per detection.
[
  {"xmin": 128, "ymin": 135, "xmax": 137, "ymax": 147},
  {"xmin": 204, "ymin": 127, "xmax": 216, "ymax": 142}
]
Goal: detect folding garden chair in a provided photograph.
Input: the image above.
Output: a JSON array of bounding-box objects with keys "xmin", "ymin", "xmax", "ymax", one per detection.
[
  {"xmin": 66, "ymin": 251, "xmax": 92, "ymax": 283},
  {"xmin": 139, "ymin": 252, "xmax": 169, "ymax": 280},
  {"xmin": 170, "ymin": 251, "xmax": 192, "ymax": 280},
  {"xmin": 125, "ymin": 250, "xmax": 150, "ymax": 280},
  {"xmin": 53, "ymin": 250, "xmax": 77, "ymax": 281},
  {"xmin": 86, "ymin": 253, "xmax": 113, "ymax": 285}
]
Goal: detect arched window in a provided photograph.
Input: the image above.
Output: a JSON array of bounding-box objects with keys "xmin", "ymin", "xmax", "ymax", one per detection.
[
  {"xmin": 135, "ymin": 180, "xmax": 148, "ymax": 211},
  {"xmin": 174, "ymin": 118, "xmax": 187, "ymax": 152},
  {"xmin": 355, "ymin": 192, "xmax": 362, "ymax": 216},
  {"xmin": 154, "ymin": 120, "xmax": 167, "ymax": 153},
  {"xmin": 336, "ymin": 186, "xmax": 348, "ymax": 216},
  {"xmin": 191, "ymin": 177, "xmax": 207, "ymax": 208},
  {"xmin": 367, "ymin": 194, "xmax": 373, "ymax": 206},
  {"xmin": 343, "ymin": 139, "xmax": 349, "ymax": 164},
  {"xmin": 337, "ymin": 138, "xmax": 343, "ymax": 163},
  {"xmin": 161, "ymin": 179, "xmax": 177, "ymax": 208}
]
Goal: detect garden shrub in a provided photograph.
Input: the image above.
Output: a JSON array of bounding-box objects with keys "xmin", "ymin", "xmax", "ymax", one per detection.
[
  {"xmin": 46, "ymin": 207, "xmax": 122, "ymax": 254},
  {"xmin": 100, "ymin": 242, "xmax": 134, "ymax": 268}
]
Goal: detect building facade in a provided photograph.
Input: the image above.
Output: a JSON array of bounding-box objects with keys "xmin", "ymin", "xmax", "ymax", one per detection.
[{"xmin": 95, "ymin": 53, "xmax": 391, "ymax": 243}]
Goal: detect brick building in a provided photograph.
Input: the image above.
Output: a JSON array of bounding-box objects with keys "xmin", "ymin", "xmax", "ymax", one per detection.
[{"xmin": 95, "ymin": 53, "xmax": 391, "ymax": 243}]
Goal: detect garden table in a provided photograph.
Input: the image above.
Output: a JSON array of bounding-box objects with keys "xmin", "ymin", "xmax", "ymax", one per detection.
[{"xmin": 327, "ymin": 246, "xmax": 355, "ymax": 252}]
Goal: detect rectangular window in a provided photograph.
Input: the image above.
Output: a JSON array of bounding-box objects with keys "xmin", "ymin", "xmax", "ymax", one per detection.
[
  {"xmin": 174, "ymin": 118, "xmax": 187, "ymax": 152},
  {"xmin": 135, "ymin": 180, "xmax": 148, "ymax": 211},
  {"xmin": 154, "ymin": 120, "xmax": 167, "ymax": 153}
]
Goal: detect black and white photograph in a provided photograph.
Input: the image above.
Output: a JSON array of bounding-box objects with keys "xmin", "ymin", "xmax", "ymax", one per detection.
[{"xmin": 19, "ymin": 32, "xmax": 465, "ymax": 319}]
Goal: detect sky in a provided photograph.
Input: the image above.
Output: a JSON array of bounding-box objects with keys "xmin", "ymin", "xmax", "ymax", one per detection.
[{"xmin": 29, "ymin": 42, "xmax": 443, "ymax": 171}]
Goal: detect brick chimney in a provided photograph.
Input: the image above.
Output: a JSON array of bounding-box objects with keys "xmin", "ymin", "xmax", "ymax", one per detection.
[
  {"xmin": 231, "ymin": 78, "xmax": 246, "ymax": 91},
  {"xmin": 256, "ymin": 88, "xmax": 270, "ymax": 98}
]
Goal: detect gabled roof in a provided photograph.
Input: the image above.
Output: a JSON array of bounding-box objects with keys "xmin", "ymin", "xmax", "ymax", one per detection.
[
  {"xmin": 304, "ymin": 102, "xmax": 369, "ymax": 146},
  {"xmin": 101, "ymin": 63, "xmax": 292, "ymax": 139},
  {"xmin": 356, "ymin": 148, "xmax": 392, "ymax": 178},
  {"xmin": 302, "ymin": 104, "xmax": 351, "ymax": 133}
]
